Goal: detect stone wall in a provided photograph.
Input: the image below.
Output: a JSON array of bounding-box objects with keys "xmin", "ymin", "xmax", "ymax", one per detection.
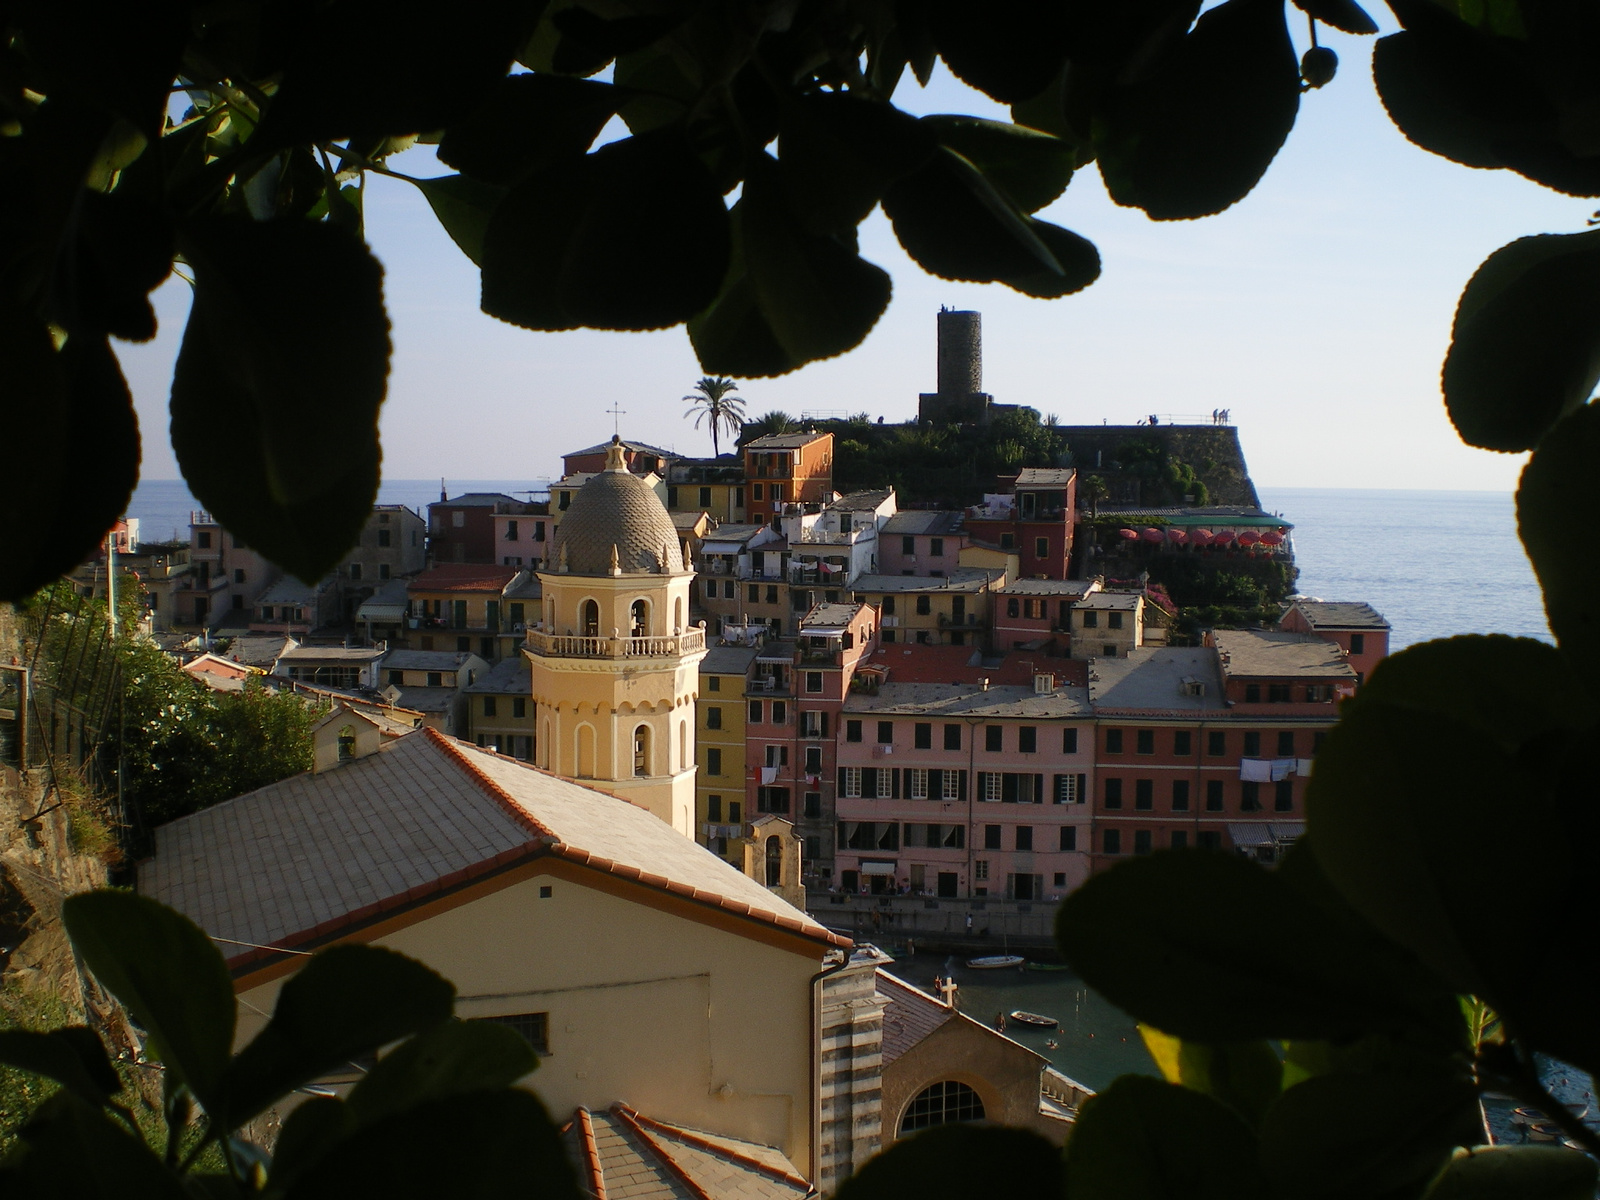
[{"xmin": 1058, "ymin": 425, "xmax": 1261, "ymax": 508}]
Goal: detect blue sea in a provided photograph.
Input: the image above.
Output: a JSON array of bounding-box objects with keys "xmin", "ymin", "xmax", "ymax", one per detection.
[{"xmin": 128, "ymin": 479, "xmax": 1549, "ymax": 651}]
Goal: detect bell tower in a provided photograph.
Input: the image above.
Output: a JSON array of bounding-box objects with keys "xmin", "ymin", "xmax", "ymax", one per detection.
[{"xmin": 526, "ymin": 438, "xmax": 705, "ymax": 836}]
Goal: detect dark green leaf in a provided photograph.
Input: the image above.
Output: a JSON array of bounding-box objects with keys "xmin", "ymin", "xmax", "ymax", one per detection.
[
  {"xmin": 0, "ymin": 314, "xmax": 139, "ymax": 602},
  {"xmin": 170, "ymin": 215, "xmax": 390, "ymax": 582},
  {"xmin": 0, "ymin": 1028, "xmax": 122, "ymax": 1107},
  {"xmin": 1059, "ymin": 1, "xmax": 1200, "ymax": 69},
  {"xmin": 480, "ymin": 129, "xmax": 730, "ymax": 331},
  {"xmin": 1373, "ymin": 5, "xmax": 1600, "ymax": 196},
  {"xmin": 48, "ymin": 189, "xmax": 173, "ymax": 341},
  {"xmin": 610, "ymin": 44, "xmax": 698, "ymax": 136},
  {"xmin": 1062, "ymin": 1075, "xmax": 1266, "ymax": 1200},
  {"xmin": 688, "ymin": 215, "xmax": 799, "ymax": 378},
  {"xmin": 60, "ymin": 891, "xmax": 235, "ymax": 1111},
  {"xmin": 255, "ymin": 0, "xmax": 533, "ymax": 149},
  {"xmin": 739, "ymin": 165, "xmax": 893, "ymax": 368},
  {"xmin": 282, "ymin": 1089, "xmax": 579, "ymax": 1200},
  {"xmin": 777, "ymin": 93, "xmax": 936, "ymax": 236},
  {"xmin": 415, "ymin": 175, "xmax": 507, "ymax": 267},
  {"xmin": 219, "ymin": 945, "xmax": 455, "ymax": 1128},
  {"xmin": 1520, "ymin": 404, "xmax": 1600, "ymax": 679},
  {"xmin": 1350, "ymin": 636, "xmax": 1600, "ymax": 752},
  {"xmin": 438, "ymin": 74, "xmax": 617, "ymax": 185},
  {"xmin": 883, "ymin": 148, "xmax": 1061, "ymax": 283},
  {"xmin": 1442, "ymin": 229, "xmax": 1600, "ymax": 452},
  {"xmin": 3, "ymin": 1093, "xmax": 187, "ymax": 1199},
  {"xmin": 1006, "ymin": 220, "xmax": 1101, "ymax": 298},
  {"xmin": 922, "ymin": 116, "xmax": 1077, "ymax": 213},
  {"xmin": 9, "ymin": 3, "xmax": 187, "ymax": 140},
  {"xmin": 267, "ymin": 1097, "xmax": 356, "ymax": 1194},
  {"xmin": 1095, "ymin": 0, "xmax": 1301, "ymax": 220},
  {"xmin": 345, "ymin": 1019, "xmax": 536, "ymax": 1129},
  {"xmin": 1423, "ymin": 1145, "xmax": 1599, "ymax": 1200},
  {"xmin": 1309, "ymin": 700, "xmax": 1600, "ymax": 1074},
  {"xmin": 1055, "ymin": 849, "xmax": 1461, "ymax": 1044},
  {"xmin": 836, "ymin": 1123, "xmax": 1061, "ymax": 1200},
  {"xmin": 1138, "ymin": 1027, "xmax": 1282, "ymax": 1129},
  {"xmin": 1259, "ymin": 1072, "xmax": 1482, "ymax": 1200},
  {"xmin": 1292, "ymin": 0, "xmax": 1378, "ymax": 36},
  {"xmin": 924, "ymin": 0, "xmax": 1071, "ymax": 103}
]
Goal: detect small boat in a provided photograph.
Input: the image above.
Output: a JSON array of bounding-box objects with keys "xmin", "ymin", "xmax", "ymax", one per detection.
[
  {"xmin": 967, "ymin": 955, "xmax": 1025, "ymax": 970},
  {"xmin": 1025, "ymin": 962, "xmax": 1071, "ymax": 972},
  {"xmin": 1010, "ymin": 1011, "xmax": 1057, "ymax": 1028}
]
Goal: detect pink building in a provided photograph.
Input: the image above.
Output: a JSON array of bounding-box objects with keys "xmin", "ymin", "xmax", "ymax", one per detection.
[
  {"xmin": 745, "ymin": 602, "xmax": 878, "ymax": 882},
  {"xmin": 992, "ymin": 579, "xmax": 1097, "ymax": 653},
  {"xmin": 835, "ymin": 671, "xmax": 1095, "ymax": 900},
  {"xmin": 1088, "ymin": 632, "xmax": 1363, "ymax": 875},
  {"xmin": 963, "ymin": 468, "xmax": 1077, "ymax": 579},
  {"xmin": 1277, "ymin": 600, "xmax": 1391, "ymax": 684},
  {"xmin": 877, "ymin": 511, "xmax": 967, "ymax": 576}
]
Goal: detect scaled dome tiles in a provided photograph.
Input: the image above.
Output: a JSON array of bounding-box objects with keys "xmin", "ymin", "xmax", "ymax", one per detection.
[{"xmin": 552, "ymin": 437, "xmax": 686, "ymax": 576}]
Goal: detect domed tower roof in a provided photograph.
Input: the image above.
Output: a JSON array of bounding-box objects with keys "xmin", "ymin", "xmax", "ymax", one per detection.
[{"xmin": 550, "ymin": 438, "xmax": 686, "ymax": 576}]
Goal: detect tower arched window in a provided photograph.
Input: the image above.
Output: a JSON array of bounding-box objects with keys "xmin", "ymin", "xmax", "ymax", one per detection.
[
  {"xmin": 899, "ymin": 1082, "xmax": 985, "ymax": 1136},
  {"xmin": 765, "ymin": 835, "xmax": 782, "ymax": 886},
  {"xmin": 631, "ymin": 599, "xmax": 648, "ymax": 638},
  {"xmin": 634, "ymin": 725, "xmax": 651, "ymax": 776},
  {"xmin": 581, "ymin": 599, "xmax": 600, "ymax": 638},
  {"xmin": 674, "ymin": 597, "xmax": 683, "ymax": 633}
]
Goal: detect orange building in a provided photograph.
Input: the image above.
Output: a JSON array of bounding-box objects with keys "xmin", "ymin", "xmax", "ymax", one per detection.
[
  {"xmin": 743, "ymin": 431, "xmax": 833, "ymax": 529},
  {"xmin": 1277, "ymin": 600, "xmax": 1391, "ymax": 684}
]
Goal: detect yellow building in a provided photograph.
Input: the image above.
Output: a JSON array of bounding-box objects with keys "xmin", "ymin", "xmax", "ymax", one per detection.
[
  {"xmin": 528, "ymin": 438, "xmax": 707, "ymax": 837},
  {"xmin": 464, "ymin": 657, "xmax": 536, "ymax": 761},
  {"xmin": 698, "ymin": 644, "xmax": 757, "ymax": 861},
  {"xmin": 136, "ymin": 727, "xmax": 849, "ymax": 1183},
  {"xmin": 849, "ymin": 568, "xmax": 1008, "ymax": 648}
]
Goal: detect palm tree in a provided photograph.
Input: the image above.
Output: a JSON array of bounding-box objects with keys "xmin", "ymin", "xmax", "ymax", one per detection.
[
  {"xmin": 741, "ymin": 410, "xmax": 797, "ymax": 444},
  {"xmin": 682, "ymin": 377, "xmax": 746, "ymax": 457}
]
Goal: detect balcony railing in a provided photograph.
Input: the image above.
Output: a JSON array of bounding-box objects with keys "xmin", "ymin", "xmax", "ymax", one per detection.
[{"xmin": 527, "ymin": 627, "xmax": 706, "ymax": 659}]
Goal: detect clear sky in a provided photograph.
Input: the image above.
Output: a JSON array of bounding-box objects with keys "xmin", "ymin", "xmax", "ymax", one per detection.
[{"xmin": 116, "ymin": 13, "xmax": 1590, "ymax": 492}]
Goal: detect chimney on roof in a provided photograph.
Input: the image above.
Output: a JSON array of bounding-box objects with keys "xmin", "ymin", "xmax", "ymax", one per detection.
[{"xmin": 440, "ymin": 478, "xmax": 447, "ymax": 503}]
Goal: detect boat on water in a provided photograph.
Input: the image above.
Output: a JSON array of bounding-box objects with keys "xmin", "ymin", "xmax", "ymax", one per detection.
[
  {"xmin": 1009, "ymin": 1011, "xmax": 1058, "ymax": 1028},
  {"xmin": 1025, "ymin": 962, "xmax": 1071, "ymax": 972},
  {"xmin": 968, "ymin": 955, "xmax": 1026, "ymax": 969}
]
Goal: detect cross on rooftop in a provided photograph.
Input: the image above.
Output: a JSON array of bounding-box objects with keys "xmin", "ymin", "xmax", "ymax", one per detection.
[{"xmin": 606, "ymin": 402, "xmax": 627, "ymax": 436}]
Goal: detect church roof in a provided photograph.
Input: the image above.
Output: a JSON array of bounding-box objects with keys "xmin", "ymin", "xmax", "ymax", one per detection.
[{"xmin": 551, "ymin": 438, "xmax": 686, "ymax": 576}]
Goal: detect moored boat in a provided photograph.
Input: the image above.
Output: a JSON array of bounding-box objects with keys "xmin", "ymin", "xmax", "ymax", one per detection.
[
  {"xmin": 1009, "ymin": 1011, "xmax": 1057, "ymax": 1028},
  {"xmin": 967, "ymin": 955, "xmax": 1026, "ymax": 969}
]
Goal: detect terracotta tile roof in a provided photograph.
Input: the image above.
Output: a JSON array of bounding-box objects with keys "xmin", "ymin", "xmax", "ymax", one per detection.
[
  {"xmin": 138, "ymin": 730, "xmax": 846, "ymax": 974},
  {"xmin": 877, "ymin": 972, "xmax": 954, "ymax": 1066},
  {"xmin": 409, "ymin": 564, "xmax": 522, "ymax": 592},
  {"xmin": 563, "ymin": 1106, "xmax": 809, "ymax": 1200}
]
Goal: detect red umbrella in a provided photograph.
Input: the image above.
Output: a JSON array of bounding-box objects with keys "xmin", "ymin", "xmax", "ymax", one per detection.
[
  {"xmin": 1166, "ymin": 527, "xmax": 1188, "ymax": 544},
  {"xmin": 1140, "ymin": 527, "xmax": 1165, "ymax": 543},
  {"xmin": 1212, "ymin": 529, "xmax": 1237, "ymax": 546},
  {"xmin": 1117, "ymin": 527, "xmax": 1139, "ymax": 540},
  {"xmin": 1237, "ymin": 530, "xmax": 1261, "ymax": 546},
  {"xmin": 1260, "ymin": 530, "xmax": 1285, "ymax": 546},
  {"xmin": 1191, "ymin": 529, "xmax": 1215, "ymax": 545}
]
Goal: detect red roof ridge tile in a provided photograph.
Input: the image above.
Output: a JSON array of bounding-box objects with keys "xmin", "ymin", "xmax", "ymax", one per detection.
[
  {"xmin": 574, "ymin": 1106, "xmax": 608, "ymax": 1200},
  {"xmin": 609, "ymin": 1104, "xmax": 717, "ymax": 1200},
  {"xmin": 423, "ymin": 727, "xmax": 556, "ymax": 841},
  {"xmin": 620, "ymin": 1105, "xmax": 811, "ymax": 1190}
]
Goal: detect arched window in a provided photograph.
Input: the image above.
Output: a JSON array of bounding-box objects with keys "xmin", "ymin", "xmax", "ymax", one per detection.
[
  {"xmin": 631, "ymin": 599, "xmax": 648, "ymax": 638},
  {"xmin": 674, "ymin": 597, "xmax": 683, "ymax": 632},
  {"xmin": 765, "ymin": 835, "xmax": 782, "ymax": 886},
  {"xmin": 634, "ymin": 725, "xmax": 651, "ymax": 776},
  {"xmin": 678, "ymin": 720, "xmax": 688, "ymax": 772},
  {"xmin": 581, "ymin": 599, "xmax": 600, "ymax": 638},
  {"xmin": 899, "ymin": 1082, "xmax": 984, "ymax": 1136}
]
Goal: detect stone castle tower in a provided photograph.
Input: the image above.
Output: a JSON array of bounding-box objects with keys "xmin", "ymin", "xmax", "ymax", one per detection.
[
  {"xmin": 527, "ymin": 437, "xmax": 706, "ymax": 836},
  {"xmin": 917, "ymin": 308, "xmax": 995, "ymax": 425}
]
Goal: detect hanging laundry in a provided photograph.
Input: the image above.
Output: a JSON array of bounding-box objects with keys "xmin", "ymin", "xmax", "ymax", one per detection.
[
  {"xmin": 1270, "ymin": 759, "xmax": 1294, "ymax": 781},
  {"xmin": 1239, "ymin": 758, "xmax": 1272, "ymax": 782},
  {"xmin": 761, "ymin": 766, "xmax": 778, "ymax": 785},
  {"xmin": 1296, "ymin": 758, "xmax": 1315, "ymax": 777}
]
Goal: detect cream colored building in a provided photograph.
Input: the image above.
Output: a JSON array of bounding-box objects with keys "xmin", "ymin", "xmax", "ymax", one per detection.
[
  {"xmin": 527, "ymin": 438, "xmax": 707, "ymax": 836},
  {"xmin": 136, "ymin": 727, "xmax": 850, "ymax": 1184}
]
